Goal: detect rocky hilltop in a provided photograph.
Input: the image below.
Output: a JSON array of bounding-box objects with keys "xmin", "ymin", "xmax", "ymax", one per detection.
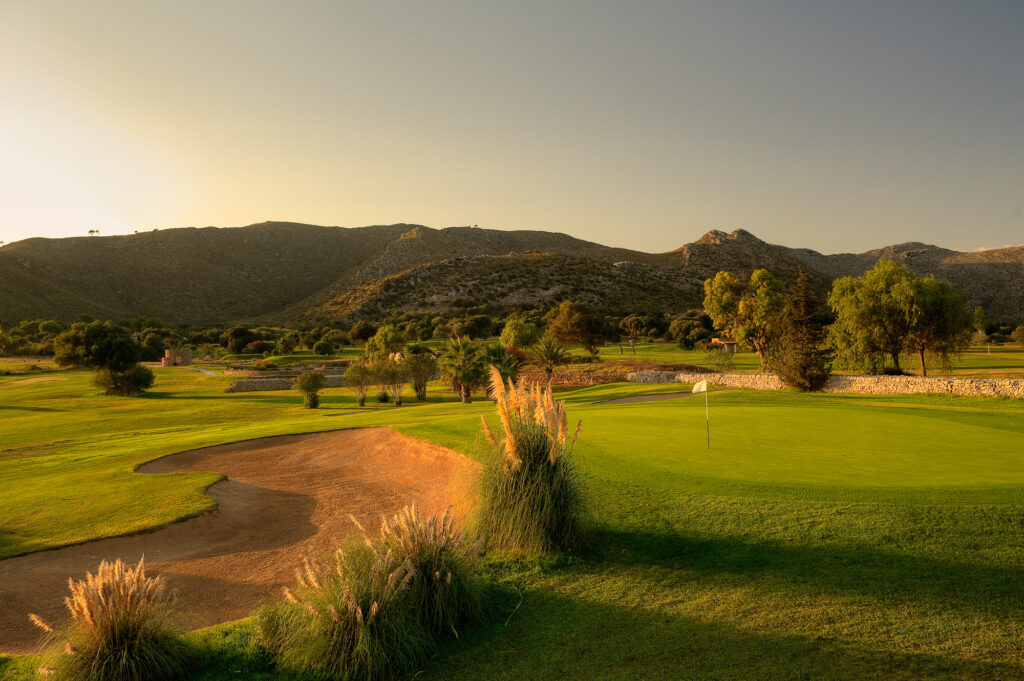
[{"xmin": 1, "ymin": 222, "xmax": 1021, "ymax": 324}]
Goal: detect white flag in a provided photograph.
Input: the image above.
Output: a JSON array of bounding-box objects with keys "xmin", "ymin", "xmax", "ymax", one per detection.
[{"xmin": 692, "ymin": 380, "xmax": 707, "ymax": 394}]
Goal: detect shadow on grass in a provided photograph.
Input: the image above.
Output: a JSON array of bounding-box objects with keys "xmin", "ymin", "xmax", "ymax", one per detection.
[
  {"xmin": 0, "ymin": 405, "xmax": 61, "ymax": 412},
  {"xmin": 415, "ymin": 587, "xmax": 1021, "ymax": 681},
  {"xmin": 590, "ymin": 527, "xmax": 1024, "ymax": 618}
]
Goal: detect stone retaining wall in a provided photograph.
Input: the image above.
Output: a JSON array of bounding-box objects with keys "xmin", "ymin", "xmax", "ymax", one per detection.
[
  {"xmin": 225, "ymin": 375, "xmax": 346, "ymax": 393},
  {"xmin": 630, "ymin": 371, "xmax": 1024, "ymax": 399},
  {"xmin": 519, "ymin": 372, "xmax": 629, "ymax": 387}
]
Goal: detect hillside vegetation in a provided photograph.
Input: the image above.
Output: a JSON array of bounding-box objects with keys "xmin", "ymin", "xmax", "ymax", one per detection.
[{"xmin": 2, "ymin": 222, "xmax": 1022, "ymax": 325}]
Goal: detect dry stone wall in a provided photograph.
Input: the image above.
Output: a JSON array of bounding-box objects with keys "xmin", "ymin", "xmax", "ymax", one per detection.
[
  {"xmin": 225, "ymin": 375, "xmax": 346, "ymax": 393},
  {"xmin": 629, "ymin": 371, "xmax": 1024, "ymax": 399}
]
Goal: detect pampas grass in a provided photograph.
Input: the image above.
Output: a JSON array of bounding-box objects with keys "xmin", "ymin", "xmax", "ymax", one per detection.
[
  {"xmin": 257, "ymin": 505, "xmax": 482, "ymax": 679},
  {"xmin": 477, "ymin": 367, "xmax": 588, "ymax": 553},
  {"xmin": 29, "ymin": 558, "xmax": 189, "ymax": 681},
  {"xmin": 378, "ymin": 505, "xmax": 483, "ymax": 637},
  {"xmin": 256, "ymin": 543, "xmax": 430, "ymax": 681}
]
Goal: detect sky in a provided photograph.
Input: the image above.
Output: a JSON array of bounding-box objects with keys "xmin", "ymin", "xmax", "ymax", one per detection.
[{"xmin": 0, "ymin": 0, "xmax": 1021, "ymax": 254}]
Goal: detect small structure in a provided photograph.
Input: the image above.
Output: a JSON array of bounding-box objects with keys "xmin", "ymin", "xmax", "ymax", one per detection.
[
  {"xmin": 709, "ymin": 338, "xmax": 739, "ymax": 354},
  {"xmin": 163, "ymin": 347, "xmax": 193, "ymax": 366}
]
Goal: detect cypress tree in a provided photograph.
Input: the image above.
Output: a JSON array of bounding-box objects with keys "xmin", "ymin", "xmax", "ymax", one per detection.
[{"xmin": 775, "ymin": 268, "xmax": 831, "ymax": 391}]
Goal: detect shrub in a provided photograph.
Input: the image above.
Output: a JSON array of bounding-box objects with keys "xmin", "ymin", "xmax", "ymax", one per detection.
[
  {"xmin": 30, "ymin": 558, "xmax": 189, "ymax": 681},
  {"xmin": 313, "ymin": 340, "xmax": 334, "ymax": 356},
  {"xmin": 477, "ymin": 368, "xmax": 587, "ymax": 553},
  {"xmin": 255, "ymin": 544, "xmax": 431, "ymax": 680},
  {"xmin": 93, "ymin": 365, "xmax": 155, "ymax": 396},
  {"xmin": 294, "ymin": 371, "xmax": 326, "ymax": 409},
  {"xmin": 377, "ymin": 505, "xmax": 483, "ymax": 637},
  {"xmin": 242, "ymin": 340, "xmax": 274, "ymax": 355},
  {"xmin": 704, "ymin": 348, "xmax": 734, "ymax": 373},
  {"xmin": 1012, "ymin": 325, "xmax": 1024, "ymax": 345}
]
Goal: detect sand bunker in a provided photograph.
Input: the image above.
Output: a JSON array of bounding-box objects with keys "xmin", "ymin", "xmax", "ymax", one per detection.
[{"xmin": 0, "ymin": 428, "xmax": 478, "ymax": 654}]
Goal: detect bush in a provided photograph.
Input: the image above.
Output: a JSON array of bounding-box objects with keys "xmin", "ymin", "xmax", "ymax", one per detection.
[
  {"xmin": 30, "ymin": 558, "xmax": 189, "ymax": 681},
  {"xmin": 704, "ymin": 348, "xmax": 734, "ymax": 373},
  {"xmin": 242, "ymin": 340, "xmax": 274, "ymax": 355},
  {"xmin": 93, "ymin": 365, "xmax": 155, "ymax": 396},
  {"xmin": 293, "ymin": 371, "xmax": 325, "ymax": 409},
  {"xmin": 477, "ymin": 369, "xmax": 587, "ymax": 553},
  {"xmin": 1013, "ymin": 326, "xmax": 1024, "ymax": 345}
]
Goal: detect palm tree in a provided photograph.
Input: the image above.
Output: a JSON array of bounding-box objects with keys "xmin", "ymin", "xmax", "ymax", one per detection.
[
  {"xmin": 438, "ymin": 337, "xmax": 487, "ymax": 403},
  {"xmin": 485, "ymin": 343, "xmax": 520, "ymax": 385},
  {"xmin": 529, "ymin": 336, "xmax": 570, "ymax": 383}
]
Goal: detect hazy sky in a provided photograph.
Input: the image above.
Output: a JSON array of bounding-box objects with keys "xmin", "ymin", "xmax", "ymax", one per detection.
[{"xmin": 1, "ymin": 1, "xmax": 1021, "ymax": 253}]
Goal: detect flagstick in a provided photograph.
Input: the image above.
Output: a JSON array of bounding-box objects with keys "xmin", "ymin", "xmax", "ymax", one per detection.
[{"xmin": 705, "ymin": 388, "xmax": 710, "ymax": 449}]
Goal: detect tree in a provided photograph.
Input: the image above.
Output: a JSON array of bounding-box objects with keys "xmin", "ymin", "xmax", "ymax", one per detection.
[
  {"xmin": 275, "ymin": 332, "xmax": 300, "ymax": 355},
  {"xmin": 972, "ymin": 306, "xmax": 988, "ymax": 344},
  {"xmin": 364, "ymin": 325, "xmax": 405, "ymax": 361},
  {"xmin": 371, "ymin": 356, "xmax": 407, "ymax": 405},
  {"xmin": 54, "ymin": 321, "xmax": 154, "ymax": 395},
  {"xmin": 293, "ymin": 371, "xmax": 325, "ymax": 409},
  {"xmin": 350, "ymin": 320, "xmax": 378, "ymax": 345},
  {"xmin": 485, "ymin": 343, "xmax": 520, "ymax": 385},
  {"xmin": 827, "ymin": 259, "xmax": 917, "ymax": 373},
  {"xmin": 1012, "ymin": 326, "xmax": 1024, "ymax": 346},
  {"xmin": 225, "ymin": 326, "xmax": 257, "ymax": 354},
  {"xmin": 828, "ymin": 259, "xmax": 969, "ymax": 375},
  {"xmin": 343, "ymin": 363, "xmax": 373, "ymax": 406},
  {"xmin": 402, "ymin": 352, "xmax": 438, "ymax": 401},
  {"xmin": 618, "ymin": 315, "xmax": 645, "ymax": 355},
  {"xmin": 703, "ymin": 269, "xmax": 785, "ymax": 371},
  {"xmin": 907, "ymin": 276, "xmax": 972, "ymax": 376},
  {"xmin": 0, "ymin": 325, "xmax": 9, "ymax": 356},
  {"xmin": 545, "ymin": 301, "xmax": 612, "ymax": 360},
  {"xmin": 529, "ymin": 336, "xmax": 570, "ymax": 383},
  {"xmin": 438, "ymin": 337, "xmax": 487, "ymax": 403},
  {"xmin": 312, "ymin": 340, "xmax": 334, "ymax": 356},
  {"xmin": 774, "ymin": 268, "xmax": 831, "ymax": 390},
  {"xmin": 499, "ymin": 319, "xmax": 540, "ymax": 350}
]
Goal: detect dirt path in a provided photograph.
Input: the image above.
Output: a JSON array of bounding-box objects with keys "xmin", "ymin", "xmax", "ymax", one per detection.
[
  {"xmin": 598, "ymin": 391, "xmax": 698, "ymax": 405},
  {"xmin": 0, "ymin": 428, "xmax": 478, "ymax": 654}
]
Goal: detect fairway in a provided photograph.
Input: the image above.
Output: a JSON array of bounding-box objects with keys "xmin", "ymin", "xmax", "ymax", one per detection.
[{"xmin": 2, "ymin": 368, "xmax": 1023, "ymax": 679}]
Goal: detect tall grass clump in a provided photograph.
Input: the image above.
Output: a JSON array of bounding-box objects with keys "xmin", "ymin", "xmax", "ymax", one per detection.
[
  {"xmin": 256, "ymin": 504, "xmax": 481, "ymax": 679},
  {"xmin": 377, "ymin": 505, "xmax": 483, "ymax": 637},
  {"xmin": 29, "ymin": 558, "xmax": 190, "ymax": 681},
  {"xmin": 477, "ymin": 367, "xmax": 588, "ymax": 553}
]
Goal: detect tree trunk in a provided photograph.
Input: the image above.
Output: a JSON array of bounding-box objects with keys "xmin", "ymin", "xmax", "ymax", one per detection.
[
  {"xmin": 891, "ymin": 352, "xmax": 901, "ymax": 372},
  {"xmin": 918, "ymin": 347, "xmax": 927, "ymax": 377},
  {"xmin": 460, "ymin": 384, "xmax": 471, "ymax": 403},
  {"xmin": 629, "ymin": 339, "xmax": 636, "ymax": 355},
  {"xmin": 544, "ymin": 366, "xmax": 553, "ymax": 381},
  {"xmin": 754, "ymin": 343, "xmax": 767, "ymax": 372}
]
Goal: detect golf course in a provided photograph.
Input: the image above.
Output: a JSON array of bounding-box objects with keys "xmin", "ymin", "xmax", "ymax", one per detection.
[{"xmin": 1, "ymin": 361, "xmax": 1022, "ymax": 680}]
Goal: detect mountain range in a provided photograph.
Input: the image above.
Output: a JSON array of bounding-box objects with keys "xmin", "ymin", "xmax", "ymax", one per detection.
[{"xmin": 1, "ymin": 222, "xmax": 1021, "ymax": 325}]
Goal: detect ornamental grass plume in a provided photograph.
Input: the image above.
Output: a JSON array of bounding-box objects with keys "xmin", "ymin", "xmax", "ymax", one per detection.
[
  {"xmin": 29, "ymin": 558, "xmax": 189, "ymax": 681},
  {"xmin": 478, "ymin": 367, "xmax": 587, "ymax": 553},
  {"xmin": 377, "ymin": 504, "xmax": 483, "ymax": 637},
  {"xmin": 256, "ymin": 505, "xmax": 482, "ymax": 679}
]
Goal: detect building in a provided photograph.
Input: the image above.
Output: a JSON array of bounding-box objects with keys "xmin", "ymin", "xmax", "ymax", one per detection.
[
  {"xmin": 163, "ymin": 347, "xmax": 193, "ymax": 366},
  {"xmin": 709, "ymin": 337, "xmax": 739, "ymax": 354}
]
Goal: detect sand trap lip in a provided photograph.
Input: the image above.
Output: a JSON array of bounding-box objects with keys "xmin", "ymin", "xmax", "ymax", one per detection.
[
  {"xmin": 0, "ymin": 427, "xmax": 478, "ymax": 654},
  {"xmin": 598, "ymin": 391, "xmax": 699, "ymax": 405}
]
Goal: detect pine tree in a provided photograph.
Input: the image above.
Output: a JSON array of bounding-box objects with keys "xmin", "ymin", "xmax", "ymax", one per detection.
[{"xmin": 775, "ymin": 268, "xmax": 831, "ymax": 391}]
